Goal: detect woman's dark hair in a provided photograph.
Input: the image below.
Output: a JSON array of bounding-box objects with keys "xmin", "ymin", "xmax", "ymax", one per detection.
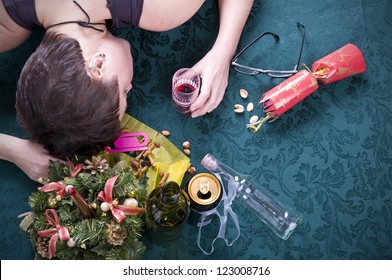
[{"xmin": 16, "ymin": 32, "xmax": 121, "ymax": 159}]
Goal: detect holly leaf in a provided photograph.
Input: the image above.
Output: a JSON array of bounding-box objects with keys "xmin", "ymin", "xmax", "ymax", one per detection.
[
  {"xmin": 105, "ymin": 238, "xmax": 146, "ymax": 260},
  {"xmin": 91, "ymin": 243, "xmax": 112, "ymax": 256},
  {"xmin": 48, "ymin": 160, "xmax": 66, "ymax": 182},
  {"xmin": 125, "ymin": 239, "xmax": 146, "ymax": 260}
]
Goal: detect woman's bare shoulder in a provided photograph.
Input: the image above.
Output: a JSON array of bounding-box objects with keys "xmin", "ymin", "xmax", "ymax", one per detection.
[
  {"xmin": 0, "ymin": 1, "xmax": 32, "ymax": 53},
  {"xmin": 139, "ymin": 0, "xmax": 205, "ymax": 31}
]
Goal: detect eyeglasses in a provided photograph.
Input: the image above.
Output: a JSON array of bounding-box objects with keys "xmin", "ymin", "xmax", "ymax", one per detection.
[{"xmin": 231, "ymin": 23, "xmax": 305, "ymax": 78}]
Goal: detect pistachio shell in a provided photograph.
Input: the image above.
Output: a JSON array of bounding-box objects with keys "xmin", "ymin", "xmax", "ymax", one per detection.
[
  {"xmin": 239, "ymin": 88, "xmax": 248, "ymax": 99},
  {"xmin": 182, "ymin": 141, "xmax": 191, "ymax": 149},
  {"xmin": 188, "ymin": 166, "xmax": 196, "ymax": 174},
  {"xmin": 234, "ymin": 104, "xmax": 244, "ymax": 113},
  {"xmin": 247, "ymin": 102, "xmax": 254, "ymax": 112},
  {"xmin": 249, "ymin": 115, "xmax": 259, "ymax": 124}
]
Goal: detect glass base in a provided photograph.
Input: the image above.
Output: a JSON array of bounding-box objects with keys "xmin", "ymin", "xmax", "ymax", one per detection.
[{"xmin": 171, "ymin": 99, "xmax": 192, "ymax": 115}]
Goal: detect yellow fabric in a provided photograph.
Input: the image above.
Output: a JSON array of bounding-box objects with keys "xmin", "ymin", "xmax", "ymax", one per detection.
[{"xmin": 109, "ymin": 114, "xmax": 190, "ymax": 193}]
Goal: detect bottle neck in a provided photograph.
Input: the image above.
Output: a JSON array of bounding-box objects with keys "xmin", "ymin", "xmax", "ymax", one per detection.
[
  {"xmin": 160, "ymin": 181, "xmax": 181, "ymax": 204},
  {"xmin": 204, "ymin": 155, "xmax": 247, "ymax": 181}
]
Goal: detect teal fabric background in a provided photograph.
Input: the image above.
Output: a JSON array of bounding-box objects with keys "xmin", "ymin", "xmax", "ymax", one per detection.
[{"xmin": 0, "ymin": 0, "xmax": 391, "ymax": 259}]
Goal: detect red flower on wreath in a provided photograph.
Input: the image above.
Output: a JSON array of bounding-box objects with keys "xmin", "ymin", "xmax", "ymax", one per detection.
[
  {"xmin": 97, "ymin": 175, "xmax": 144, "ymax": 223},
  {"xmin": 67, "ymin": 158, "xmax": 84, "ymax": 178},
  {"xmin": 39, "ymin": 181, "xmax": 67, "ymax": 197},
  {"xmin": 38, "ymin": 160, "xmax": 83, "ymax": 197},
  {"xmin": 37, "ymin": 209, "xmax": 70, "ymax": 259}
]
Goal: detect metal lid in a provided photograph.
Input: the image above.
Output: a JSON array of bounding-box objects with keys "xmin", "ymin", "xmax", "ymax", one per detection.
[{"xmin": 186, "ymin": 173, "xmax": 222, "ymax": 211}]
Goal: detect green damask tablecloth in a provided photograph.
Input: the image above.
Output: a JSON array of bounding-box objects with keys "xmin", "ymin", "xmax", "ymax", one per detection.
[{"xmin": 0, "ymin": 0, "xmax": 391, "ymax": 260}]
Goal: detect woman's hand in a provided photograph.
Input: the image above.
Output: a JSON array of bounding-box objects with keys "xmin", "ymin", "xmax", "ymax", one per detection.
[
  {"xmin": 0, "ymin": 134, "xmax": 65, "ymax": 182},
  {"xmin": 190, "ymin": 48, "xmax": 231, "ymax": 118},
  {"xmin": 189, "ymin": 0, "xmax": 254, "ymax": 118}
]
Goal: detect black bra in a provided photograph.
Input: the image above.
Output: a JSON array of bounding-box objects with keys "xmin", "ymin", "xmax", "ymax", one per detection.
[
  {"xmin": 3, "ymin": 0, "xmax": 144, "ymax": 31},
  {"xmin": 3, "ymin": 0, "xmax": 40, "ymax": 31}
]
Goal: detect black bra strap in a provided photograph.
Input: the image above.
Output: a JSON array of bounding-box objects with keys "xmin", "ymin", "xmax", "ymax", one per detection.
[{"xmin": 46, "ymin": 0, "xmax": 105, "ymax": 32}]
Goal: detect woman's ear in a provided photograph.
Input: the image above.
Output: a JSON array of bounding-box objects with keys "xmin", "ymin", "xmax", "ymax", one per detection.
[{"xmin": 87, "ymin": 53, "xmax": 105, "ymax": 80}]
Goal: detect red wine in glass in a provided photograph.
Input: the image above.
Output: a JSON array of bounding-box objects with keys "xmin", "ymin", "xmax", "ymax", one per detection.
[
  {"xmin": 176, "ymin": 83, "xmax": 196, "ymax": 94},
  {"xmin": 172, "ymin": 81, "xmax": 199, "ymax": 113}
]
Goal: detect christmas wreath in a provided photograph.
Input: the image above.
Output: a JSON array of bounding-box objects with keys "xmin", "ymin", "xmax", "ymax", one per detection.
[
  {"xmin": 19, "ymin": 115, "xmax": 191, "ymax": 260},
  {"xmin": 19, "ymin": 156, "xmax": 148, "ymax": 260}
]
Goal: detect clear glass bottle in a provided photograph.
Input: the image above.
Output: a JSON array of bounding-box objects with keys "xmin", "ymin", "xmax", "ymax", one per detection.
[
  {"xmin": 201, "ymin": 154, "xmax": 302, "ymax": 240},
  {"xmin": 145, "ymin": 181, "xmax": 190, "ymax": 244}
]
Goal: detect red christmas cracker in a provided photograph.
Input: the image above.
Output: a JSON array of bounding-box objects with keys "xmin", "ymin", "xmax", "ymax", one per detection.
[
  {"xmin": 312, "ymin": 43, "xmax": 366, "ymax": 85},
  {"xmin": 260, "ymin": 69, "xmax": 318, "ymax": 118},
  {"xmin": 252, "ymin": 44, "xmax": 366, "ymax": 131}
]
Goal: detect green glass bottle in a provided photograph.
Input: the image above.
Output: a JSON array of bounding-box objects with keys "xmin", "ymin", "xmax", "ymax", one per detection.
[{"xmin": 145, "ymin": 181, "xmax": 190, "ymax": 245}]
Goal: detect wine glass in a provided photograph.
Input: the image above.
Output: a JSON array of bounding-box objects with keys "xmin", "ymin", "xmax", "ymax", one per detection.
[{"xmin": 172, "ymin": 68, "xmax": 201, "ymax": 114}]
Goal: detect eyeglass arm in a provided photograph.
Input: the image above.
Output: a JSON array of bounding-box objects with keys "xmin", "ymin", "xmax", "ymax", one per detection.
[
  {"xmin": 294, "ymin": 22, "xmax": 305, "ymax": 71},
  {"xmin": 231, "ymin": 60, "xmax": 300, "ymax": 76},
  {"xmin": 231, "ymin": 32, "xmax": 280, "ymax": 62},
  {"xmin": 230, "ymin": 23, "xmax": 306, "ymax": 77}
]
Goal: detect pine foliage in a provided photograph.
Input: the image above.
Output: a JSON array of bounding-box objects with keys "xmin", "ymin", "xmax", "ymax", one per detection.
[{"xmin": 20, "ymin": 157, "xmax": 148, "ymax": 260}]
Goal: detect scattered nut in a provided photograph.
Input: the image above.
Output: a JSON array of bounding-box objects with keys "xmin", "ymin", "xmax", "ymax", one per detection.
[
  {"xmin": 188, "ymin": 166, "xmax": 196, "ymax": 174},
  {"xmin": 158, "ymin": 172, "xmax": 170, "ymax": 186},
  {"xmin": 142, "ymin": 150, "xmax": 150, "ymax": 158},
  {"xmin": 135, "ymin": 151, "xmax": 144, "ymax": 161},
  {"xmin": 131, "ymin": 160, "xmax": 140, "ymax": 169},
  {"xmin": 140, "ymin": 136, "xmax": 148, "ymax": 144},
  {"xmin": 234, "ymin": 104, "xmax": 244, "ymax": 113},
  {"xmin": 249, "ymin": 115, "xmax": 259, "ymax": 124},
  {"xmin": 147, "ymin": 143, "xmax": 156, "ymax": 152},
  {"xmin": 183, "ymin": 148, "xmax": 191, "ymax": 155},
  {"xmin": 147, "ymin": 154, "xmax": 157, "ymax": 168},
  {"xmin": 239, "ymin": 88, "xmax": 248, "ymax": 99},
  {"xmin": 182, "ymin": 141, "xmax": 191, "ymax": 149},
  {"xmin": 154, "ymin": 142, "xmax": 161, "ymax": 148},
  {"xmin": 120, "ymin": 128, "xmax": 131, "ymax": 133},
  {"xmin": 247, "ymin": 102, "xmax": 254, "ymax": 112},
  {"xmin": 136, "ymin": 165, "xmax": 148, "ymax": 179},
  {"xmin": 141, "ymin": 165, "xmax": 149, "ymax": 174},
  {"xmin": 161, "ymin": 130, "xmax": 170, "ymax": 136}
]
